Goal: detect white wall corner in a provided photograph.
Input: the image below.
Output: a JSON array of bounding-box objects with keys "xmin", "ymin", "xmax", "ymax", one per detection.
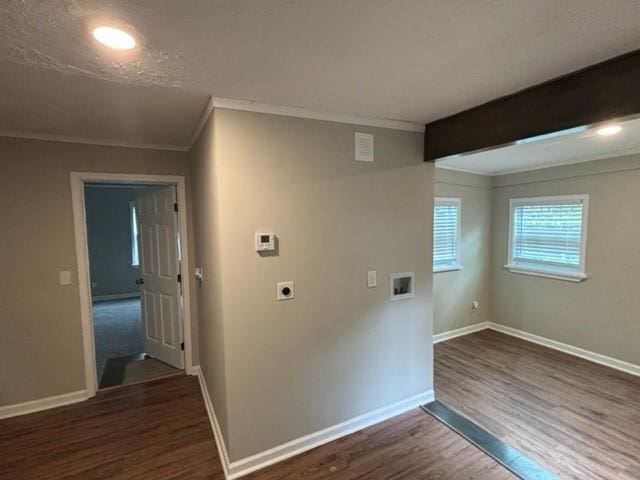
[
  {"xmin": 432, "ymin": 321, "xmax": 640, "ymax": 378},
  {"xmin": 487, "ymin": 323, "xmax": 640, "ymax": 378},
  {"xmin": 0, "ymin": 390, "xmax": 90, "ymax": 420},
  {"xmin": 193, "ymin": 366, "xmax": 232, "ymax": 478},
  {"xmin": 187, "ymin": 96, "xmax": 215, "ymax": 150},
  {"xmin": 433, "ymin": 322, "xmax": 489, "ymax": 344},
  {"xmin": 195, "ymin": 364, "xmax": 433, "ymax": 479}
]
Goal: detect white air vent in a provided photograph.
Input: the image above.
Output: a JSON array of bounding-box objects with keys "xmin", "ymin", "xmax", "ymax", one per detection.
[{"xmin": 355, "ymin": 132, "xmax": 374, "ymax": 162}]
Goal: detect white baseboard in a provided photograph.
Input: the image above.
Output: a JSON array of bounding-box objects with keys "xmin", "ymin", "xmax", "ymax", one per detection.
[
  {"xmin": 193, "ymin": 366, "xmax": 434, "ymax": 479},
  {"xmin": 433, "ymin": 322, "xmax": 489, "ymax": 344},
  {"xmin": 192, "ymin": 366, "xmax": 232, "ymax": 478},
  {"xmin": 228, "ymin": 389, "xmax": 435, "ymax": 478},
  {"xmin": 92, "ymin": 292, "xmax": 140, "ymax": 302},
  {"xmin": 0, "ymin": 390, "xmax": 89, "ymax": 420},
  {"xmin": 433, "ymin": 321, "xmax": 640, "ymax": 378},
  {"xmin": 487, "ymin": 322, "xmax": 640, "ymax": 377}
]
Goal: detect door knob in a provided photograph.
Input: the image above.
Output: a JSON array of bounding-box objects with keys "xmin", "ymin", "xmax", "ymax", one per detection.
[{"xmin": 135, "ymin": 278, "xmax": 144, "ymax": 285}]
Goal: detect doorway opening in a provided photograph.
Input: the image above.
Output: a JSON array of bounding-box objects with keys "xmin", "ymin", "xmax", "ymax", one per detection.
[{"xmin": 72, "ymin": 173, "xmax": 193, "ymax": 396}]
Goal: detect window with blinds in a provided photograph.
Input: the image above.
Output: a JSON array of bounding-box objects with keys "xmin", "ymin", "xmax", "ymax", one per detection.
[
  {"xmin": 433, "ymin": 198, "xmax": 461, "ymax": 272},
  {"xmin": 507, "ymin": 195, "xmax": 589, "ymax": 280}
]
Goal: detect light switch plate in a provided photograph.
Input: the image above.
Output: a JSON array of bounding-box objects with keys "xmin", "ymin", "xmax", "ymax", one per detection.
[
  {"xmin": 277, "ymin": 281, "xmax": 295, "ymax": 301},
  {"xmin": 367, "ymin": 270, "xmax": 377, "ymax": 288},
  {"xmin": 194, "ymin": 267, "xmax": 204, "ymax": 281}
]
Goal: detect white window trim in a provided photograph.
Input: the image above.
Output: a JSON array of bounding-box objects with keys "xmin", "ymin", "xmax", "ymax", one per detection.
[
  {"xmin": 434, "ymin": 265, "xmax": 464, "ymax": 273},
  {"xmin": 129, "ymin": 201, "xmax": 140, "ymax": 268},
  {"xmin": 505, "ymin": 194, "xmax": 589, "ymax": 282},
  {"xmin": 434, "ymin": 197, "xmax": 463, "ymax": 273}
]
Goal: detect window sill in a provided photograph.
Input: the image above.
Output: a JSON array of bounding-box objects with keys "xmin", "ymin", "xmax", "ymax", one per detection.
[
  {"xmin": 504, "ymin": 264, "xmax": 587, "ymax": 282},
  {"xmin": 434, "ymin": 265, "xmax": 463, "ymax": 273}
]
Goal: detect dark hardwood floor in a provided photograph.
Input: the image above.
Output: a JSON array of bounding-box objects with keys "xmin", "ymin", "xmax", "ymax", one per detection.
[
  {"xmin": 435, "ymin": 329, "xmax": 640, "ymax": 480},
  {"xmin": 244, "ymin": 409, "xmax": 516, "ymax": 480},
  {"xmin": 0, "ymin": 374, "xmax": 515, "ymax": 480},
  {"xmin": 7, "ymin": 331, "xmax": 637, "ymax": 479},
  {"xmin": 0, "ymin": 375, "xmax": 224, "ymax": 480}
]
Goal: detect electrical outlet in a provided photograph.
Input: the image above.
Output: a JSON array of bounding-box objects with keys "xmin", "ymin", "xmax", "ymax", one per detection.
[
  {"xmin": 277, "ymin": 281, "xmax": 295, "ymax": 301},
  {"xmin": 472, "ymin": 300, "xmax": 479, "ymax": 311}
]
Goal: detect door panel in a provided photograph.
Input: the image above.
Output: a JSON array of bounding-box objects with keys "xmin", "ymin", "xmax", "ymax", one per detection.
[
  {"xmin": 160, "ymin": 293, "xmax": 176, "ymax": 347},
  {"xmin": 157, "ymin": 224, "xmax": 174, "ymax": 279},
  {"xmin": 142, "ymin": 289, "xmax": 158, "ymax": 340},
  {"xmin": 140, "ymin": 224, "xmax": 155, "ymax": 275},
  {"xmin": 135, "ymin": 186, "xmax": 184, "ymax": 369}
]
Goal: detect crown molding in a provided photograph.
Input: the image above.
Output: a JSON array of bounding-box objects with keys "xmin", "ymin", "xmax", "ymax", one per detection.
[
  {"xmin": 435, "ymin": 163, "xmax": 493, "ymax": 176},
  {"xmin": 187, "ymin": 96, "xmax": 216, "ymax": 149},
  {"xmin": 437, "ymin": 141, "xmax": 640, "ymax": 178},
  {"xmin": 2, "ymin": 96, "xmax": 423, "ymax": 154},
  {"xmin": 209, "ymin": 96, "xmax": 425, "ymax": 133},
  {"xmin": 491, "ymin": 144, "xmax": 640, "ymax": 177},
  {"xmin": 0, "ymin": 129, "xmax": 189, "ymax": 152}
]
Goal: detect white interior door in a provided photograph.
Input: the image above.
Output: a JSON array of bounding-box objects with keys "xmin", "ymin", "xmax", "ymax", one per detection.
[{"xmin": 135, "ymin": 186, "xmax": 184, "ymax": 369}]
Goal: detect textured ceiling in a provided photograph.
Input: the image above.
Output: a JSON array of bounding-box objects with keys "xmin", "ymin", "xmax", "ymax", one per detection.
[
  {"xmin": 2, "ymin": 0, "xmax": 640, "ymax": 147},
  {"xmin": 0, "ymin": 62, "xmax": 210, "ymax": 148}
]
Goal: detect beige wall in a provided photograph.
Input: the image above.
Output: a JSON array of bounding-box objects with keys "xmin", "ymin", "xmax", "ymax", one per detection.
[
  {"xmin": 0, "ymin": 136, "xmax": 198, "ymax": 406},
  {"xmin": 491, "ymin": 154, "xmax": 640, "ymax": 366},
  {"xmin": 190, "ymin": 109, "xmax": 434, "ymax": 461},
  {"xmin": 85, "ymin": 186, "xmax": 151, "ymax": 297},
  {"xmin": 434, "ymin": 169, "xmax": 491, "ymax": 334}
]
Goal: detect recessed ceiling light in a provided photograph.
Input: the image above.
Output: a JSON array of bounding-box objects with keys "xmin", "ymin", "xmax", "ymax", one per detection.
[
  {"xmin": 596, "ymin": 125, "xmax": 622, "ymax": 136},
  {"xmin": 92, "ymin": 26, "xmax": 136, "ymax": 50}
]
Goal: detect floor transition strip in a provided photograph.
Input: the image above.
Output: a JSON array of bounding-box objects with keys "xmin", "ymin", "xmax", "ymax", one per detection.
[{"xmin": 421, "ymin": 400, "xmax": 558, "ymax": 480}]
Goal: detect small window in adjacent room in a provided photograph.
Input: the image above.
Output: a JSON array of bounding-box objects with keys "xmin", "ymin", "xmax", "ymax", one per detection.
[
  {"xmin": 506, "ymin": 195, "xmax": 589, "ymax": 281},
  {"xmin": 433, "ymin": 197, "xmax": 462, "ymax": 272},
  {"xmin": 130, "ymin": 201, "xmax": 139, "ymax": 267}
]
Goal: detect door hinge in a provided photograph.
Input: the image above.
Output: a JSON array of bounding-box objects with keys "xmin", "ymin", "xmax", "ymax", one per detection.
[
  {"xmin": 180, "ymin": 342, "xmax": 185, "ymax": 351},
  {"xmin": 174, "ymin": 202, "xmax": 178, "ymax": 212},
  {"xmin": 177, "ymin": 273, "xmax": 182, "ymax": 283}
]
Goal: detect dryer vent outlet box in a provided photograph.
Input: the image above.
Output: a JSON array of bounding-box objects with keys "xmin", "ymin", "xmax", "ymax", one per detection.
[{"xmin": 390, "ymin": 272, "xmax": 414, "ymax": 301}]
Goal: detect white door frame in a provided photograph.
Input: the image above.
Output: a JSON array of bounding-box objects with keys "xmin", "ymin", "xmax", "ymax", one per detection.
[{"xmin": 70, "ymin": 172, "xmax": 194, "ymax": 397}]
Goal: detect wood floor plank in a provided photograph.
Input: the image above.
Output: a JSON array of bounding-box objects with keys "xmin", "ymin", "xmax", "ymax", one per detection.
[
  {"xmin": 0, "ymin": 374, "xmax": 515, "ymax": 479},
  {"xmin": 435, "ymin": 329, "xmax": 640, "ymax": 480},
  {"xmin": 243, "ymin": 409, "xmax": 517, "ymax": 480},
  {"xmin": 0, "ymin": 375, "xmax": 224, "ymax": 480}
]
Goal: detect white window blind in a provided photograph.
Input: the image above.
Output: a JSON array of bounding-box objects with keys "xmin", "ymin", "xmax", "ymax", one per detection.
[
  {"xmin": 434, "ymin": 198, "xmax": 461, "ymax": 271},
  {"xmin": 507, "ymin": 195, "xmax": 588, "ymax": 280}
]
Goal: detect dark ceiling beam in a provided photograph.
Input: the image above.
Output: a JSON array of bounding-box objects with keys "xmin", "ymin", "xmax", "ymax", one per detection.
[{"xmin": 424, "ymin": 49, "xmax": 640, "ymax": 161}]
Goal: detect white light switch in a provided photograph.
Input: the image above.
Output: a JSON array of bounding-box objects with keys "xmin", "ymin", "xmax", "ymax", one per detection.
[
  {"xmin": 367, "ymin": 270, "xmax": 377, "ymax": 288},
  {"xmin": 58, "ymin": 271, "xmax": 72, "ymax": 286}
]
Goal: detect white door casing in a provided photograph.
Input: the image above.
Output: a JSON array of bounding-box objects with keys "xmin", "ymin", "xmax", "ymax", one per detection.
[
  {"xmin": 72, "ymin": 172, "xmax": 193, "ymax": 398},
  {"xmin": 135, "ymin": 186, "xmax": 185, "ymax": 369}
]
